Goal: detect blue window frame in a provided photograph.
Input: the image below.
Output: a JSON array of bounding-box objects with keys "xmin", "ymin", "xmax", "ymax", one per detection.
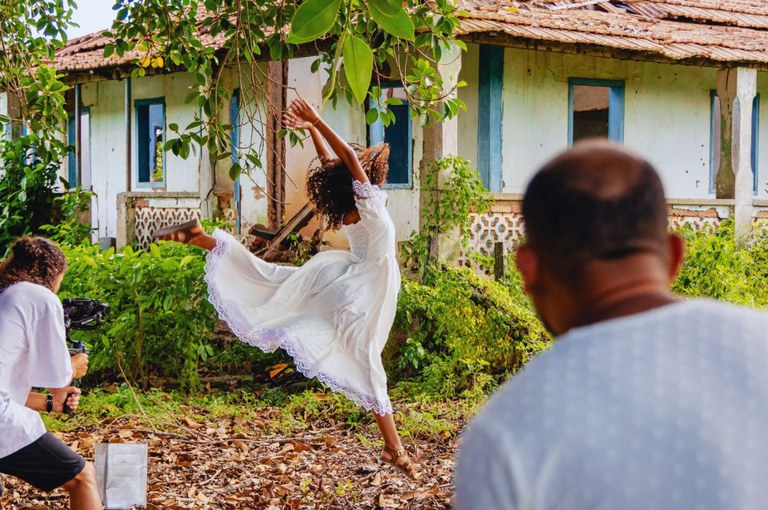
[
  {"xmin": 478, "ymin": 45, "xmax": 504, "ymax": 192},
  {"xmin": 710, "ymin": 92, "xmax": 760, "ymax": 194},
  {"xmin": 230, "ymin": 88, "xmax": 241, "ymax": 234},
  {"xmin": 368, "ymin": 82, "xmax": 412, "ymax": 188},
  {"xmin": 568, "ymin": 78, "xmax": 625, "ymax": 145},
  {"xmin": 135, "ymin": 97, "xmax": 166, "ymax": 187},
  {"xmin": 67, "ymin": 107, "xmax": 91, "ymax": 188}
]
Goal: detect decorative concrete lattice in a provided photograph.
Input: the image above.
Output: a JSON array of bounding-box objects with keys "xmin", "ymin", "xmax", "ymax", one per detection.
[
  {"xmin": 667, "ymin": 208, "xmax": 724, "ymax": 233},
  {"xmin": 467, "ymin": 209, "xmax": 526, "ymax": 258},
  {"xmin": 134, "ymin": 206, "xmax": 201, "ymax": 250},
  {"xmin": 460, "ymin": 202, "xmax": 729, "ymax": 270},
  {"xmin": 459, "ymin": 205, "xmax": 526, "ymax": 270}
]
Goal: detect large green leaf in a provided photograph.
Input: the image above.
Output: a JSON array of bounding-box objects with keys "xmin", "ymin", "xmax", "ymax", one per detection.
[
  {"xmin": 368, "ymin": 3, "xmax": 415, "ymax": 41},
  {"xmin": 369, "ymin": 0, "xmax": 402, "ymax": 16},
  {"xmin": 343, "ymin": 34, "xmax": 374, "ymax": 104},
  {"xmin": 287, "ymin": 0, "xmax": 342, "ymax": 45}
]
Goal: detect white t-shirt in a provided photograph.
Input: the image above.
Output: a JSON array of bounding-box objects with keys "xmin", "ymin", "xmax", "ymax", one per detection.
[
  {"xmin": 455, "ymin": 299, "xmax": 768, "ymax": 510},
  {"xmin": 0, "ymin": 281, "xmax": 72, "ymax": 458}
]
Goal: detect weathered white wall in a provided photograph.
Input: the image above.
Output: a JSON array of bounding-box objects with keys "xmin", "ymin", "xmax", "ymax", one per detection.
[
  {"xmin": 457, "ymin": 44, "xmax": 480, "ymax": 168},
  {"xmin": 77, "ymin": 73, "xmax": 216, "ymax": 239},
  {"xmin": 219, "ymin": 65, "xmax": 269, "ymax": 234},
  {"xmin": 286, "ymin": 57, "xmax": 422, "ymax": 247},
  {"xmin": 80, "ymin": 80, "xmax": 128, "ymax": 239},
  {"xmin": 501, "ymin": 47, "xmax": 717, "ymax": 199},
  {"xmin": 131, "ymin": 73, "xmax": 202, "ymax": 193}
]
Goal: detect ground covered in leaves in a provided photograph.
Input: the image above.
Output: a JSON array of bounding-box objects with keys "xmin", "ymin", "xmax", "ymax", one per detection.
[{"xmin": 1, "ymin": 388, "xmax": 477, "ymax": 509}]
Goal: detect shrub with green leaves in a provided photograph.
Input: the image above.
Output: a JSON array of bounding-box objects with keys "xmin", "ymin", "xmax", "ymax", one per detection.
[
  {"xmin": 389, "ymin": 264, "xmax": 550, "ymax": 397},
  {"xmin": 0, "ymin": 134, "xmax": 63, "ymax": 255},
  {"xmin": 673, "ymin": 221, "xmax": 768, "ymax": 307},
  {"xmin": 61, "ymin": 242, "xmax": 221, "ymax": 390},
  {"xmin": 400, "ymin": 156, "xmax": 491, "ymax": 277}
]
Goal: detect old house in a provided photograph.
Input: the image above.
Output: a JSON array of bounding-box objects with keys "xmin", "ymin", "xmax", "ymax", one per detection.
[{"xmin": 5, "ymin": 0, "xmax": 768, "ymax": 256}]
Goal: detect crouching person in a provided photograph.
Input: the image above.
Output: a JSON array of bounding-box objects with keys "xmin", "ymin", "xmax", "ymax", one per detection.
[{"xmin": 0, "ymin": 237, "xmax": 101, "ymax": 510}]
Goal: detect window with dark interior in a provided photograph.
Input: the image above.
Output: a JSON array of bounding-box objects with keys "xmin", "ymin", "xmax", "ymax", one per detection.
[
  {"xmin": 569, "ymin": 79, "xmax": 624, "ymax": 144},
  {"xmin": 368, "ymin": 83, "xmax": 412, "ymax": 188},
  {"xmin": 135, "ymin": 98, "xmax": 165, "ymax": 186}
]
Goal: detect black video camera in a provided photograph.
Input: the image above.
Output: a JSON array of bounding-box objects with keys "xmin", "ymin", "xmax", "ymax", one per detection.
[
  {"xmin": 63, "ymin": 297, "xmax": 109, "ymax": 332},
  {"xmin": 61, "ymin": 298, "xmax": 109, "ymax": 414},
  {"xmin": 63, "ymin": 297, "xmax": 109, "ymax": 355}
]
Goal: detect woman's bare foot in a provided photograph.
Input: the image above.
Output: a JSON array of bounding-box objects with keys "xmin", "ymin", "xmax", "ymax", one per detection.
[
  {"xmin": 381, "ymin": 445, "xmax": 421, "ymax": 480},
  {"xmin": 153, "ymin": 219, "xmax": 204, "ymax": 244}
]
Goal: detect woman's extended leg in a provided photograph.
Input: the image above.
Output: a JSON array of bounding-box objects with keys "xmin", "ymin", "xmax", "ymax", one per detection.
[
  {"xmin": 373, "ymin": 412, "xmax": 420, "ymax": 480},
  {"xmin": 154, "ymin": 219, "xmax": 216, "ymax": 251}
]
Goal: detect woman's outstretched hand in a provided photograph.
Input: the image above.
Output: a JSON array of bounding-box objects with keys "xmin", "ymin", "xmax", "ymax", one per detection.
[{"xmin": 284, "ymin": 98, "xmax": 321, "ymax": 130}]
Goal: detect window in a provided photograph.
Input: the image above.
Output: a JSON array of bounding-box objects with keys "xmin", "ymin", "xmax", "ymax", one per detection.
[
  {"xmin": 135, "ymin": 98, "xmax": 165, "ymax": 187},
  {"xmin": 230, "ymin": 88, "xmax": 241, "ymax": 234},
  {"xmin": 710, "ymin": 92, "xmax": 759, "ymax": 194},
  {"xmin": 67, "ymin": 108, "xmax": 91, "ymax": 188},
  {"xmin": 477, "ymin": 45, "xmax": 503, "ymax": 192},
  {"xmin": 568, "ymin": 79, "xmax": 625, "ymax": 144},
  {"xmin": 368, "ymin": 83, "xmax": 412, "ymax": 188}
]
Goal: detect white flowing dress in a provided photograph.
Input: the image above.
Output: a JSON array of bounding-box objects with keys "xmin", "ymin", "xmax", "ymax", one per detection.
[{"xmin": 205, "ymin": 181, "xmax": 399, "ymax": 415}]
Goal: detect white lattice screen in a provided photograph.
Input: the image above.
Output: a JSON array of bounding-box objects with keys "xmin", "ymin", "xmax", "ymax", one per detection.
[
  {"xmin": 134, "ymin": 206, "xmax": 201, "ymax": 250},
  {"xmin": 468, "ymin": 210, "xmax": 526, "ymax": 257},
  {"xmin": 462, "ymin": 204, "xmax": 729, "ymax": 268},
  {"xmin": 668, "ymin": 210, "xmax": 723, "ymax": 233}
]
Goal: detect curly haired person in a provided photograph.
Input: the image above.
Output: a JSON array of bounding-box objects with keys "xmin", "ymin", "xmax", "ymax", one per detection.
[
  {"xmin": 0, "ymin": 237, "xmax": 101, "ymax": 509},
  {"xmin": 154, "ymin": 99, "xmax": 419, "ymax": 479}
]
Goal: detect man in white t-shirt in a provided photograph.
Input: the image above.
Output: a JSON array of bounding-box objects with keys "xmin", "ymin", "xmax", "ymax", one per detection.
[
  {"xmin": 455, "ymin": 141, "xmax": 768, "ymax": 509},
  {"xmin": 0, "ymin": 236, "xmax": 101, "ymax": 509}
]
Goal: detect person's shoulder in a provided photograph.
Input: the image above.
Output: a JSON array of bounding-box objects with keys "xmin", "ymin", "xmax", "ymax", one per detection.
[
  {"xmin": 1, "ymin": 282, "xmax": 60, "ymax": 311},
  {"xmin": 352, "ymin": 180, "xmax": 388, "ymax": 203},
  {"xmin": 682, "ymin": 298, "xmax": 768, "ymax": 325}
]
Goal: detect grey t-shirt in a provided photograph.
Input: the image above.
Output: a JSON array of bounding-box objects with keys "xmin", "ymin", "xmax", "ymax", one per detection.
[{"xmin": 455, "ymin": 300, "xmax": 768, "ymax": 510}]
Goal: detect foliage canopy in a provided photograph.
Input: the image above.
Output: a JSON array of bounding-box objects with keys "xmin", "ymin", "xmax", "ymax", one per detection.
[{"xmin": 105, "ymin": 0, "xmax": 466, "ymax": 177}]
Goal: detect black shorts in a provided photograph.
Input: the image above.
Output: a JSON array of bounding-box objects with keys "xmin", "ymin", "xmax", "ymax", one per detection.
[{"xmin": 0, "ymin": 432, "xmax": 86, "ymax": 492}]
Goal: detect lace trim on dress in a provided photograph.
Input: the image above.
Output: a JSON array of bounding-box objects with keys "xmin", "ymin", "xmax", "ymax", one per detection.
[
  {"xmin": 204, "ymin": 230, "xmax": 394, "ymax": 416},
  {"xmin": 352, "ymin": 180, "xmax": 381, "ymax": 200}
]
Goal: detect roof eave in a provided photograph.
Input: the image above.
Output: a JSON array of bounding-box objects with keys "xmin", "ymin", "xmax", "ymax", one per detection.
[{"xmin": 458, "ymin": 32, "xmax": 768, "ymax": 71}]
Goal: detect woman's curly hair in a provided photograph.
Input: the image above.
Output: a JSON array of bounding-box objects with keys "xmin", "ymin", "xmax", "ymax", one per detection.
[
  {"xmin": 306, "ymin": 143, "xmax": 390, "ymax": 231},
  {"xmin": 0, "ymin": 237, "xmax": 67, "ymax": 292}
]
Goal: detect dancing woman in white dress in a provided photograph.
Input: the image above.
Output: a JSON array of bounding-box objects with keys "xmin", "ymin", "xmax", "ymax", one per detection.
[{"xmin": 155, "ymin": 99, "xmax": 418, "ymax": 479}]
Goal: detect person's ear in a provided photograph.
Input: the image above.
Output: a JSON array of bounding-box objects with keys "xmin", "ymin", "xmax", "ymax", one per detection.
[
  {"xmin": 667, "ymin": 233, "xmax": 685, "ymax": 281},
  {"xmin": 515, "ymin": 245, "xmax": 540, "ymax": 293}
]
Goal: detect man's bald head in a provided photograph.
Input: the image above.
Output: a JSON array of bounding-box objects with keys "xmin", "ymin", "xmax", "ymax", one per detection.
[{"xmin": 522, "ymin": 141, "xmax": 669, "ymax": 284}]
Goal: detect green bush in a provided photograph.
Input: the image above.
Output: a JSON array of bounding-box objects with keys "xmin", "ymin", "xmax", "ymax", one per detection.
[
  {"xmin": 389, "ymin": 264, "xmax": 550, "ymax": 397},
  {"xmin": 673, "ymin": 221, "xmax": 768, "ymax": 307},
  {"xmin": 61, "ymin": 242, "xmax": 223, "ymax": 390},
  {"xmin": 60, "ymin": 241, "xmax": 288, "ymax": 390},
  {"xmin": 0, "ymin": 135, "xmax": 63, "ymax": 255}
]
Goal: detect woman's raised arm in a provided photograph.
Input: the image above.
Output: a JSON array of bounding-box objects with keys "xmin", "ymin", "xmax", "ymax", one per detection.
[
  {"xmin": 285, "ymin": 99, "xmax": 369, "ymax": 184},
  {"xmin": 283, "ymin": 105, "xmax": 333, "ymax": 163}
]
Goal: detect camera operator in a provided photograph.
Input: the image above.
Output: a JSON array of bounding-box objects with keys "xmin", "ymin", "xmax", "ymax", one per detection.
[{"xmin": 0, "ymin": 237, "xmax": 101, "ymax": 510}]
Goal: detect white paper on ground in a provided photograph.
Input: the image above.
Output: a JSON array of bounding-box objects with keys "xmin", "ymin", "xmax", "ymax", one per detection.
[{"xmin": 94, "ymin": 443, "xmax": 148, "ymax": 509}]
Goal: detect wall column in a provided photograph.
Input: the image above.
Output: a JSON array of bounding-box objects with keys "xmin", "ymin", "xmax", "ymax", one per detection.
[
  {"xmin": 420, "ymin": 43, "xmax": 462, "ymax": 263},
  {"xmin": 716, "ymin": 67, "xmax": 756, "ymax": 234},
  {"xmin": 267, "ymin": 60, "xmax": 287, "ymax": 229}
]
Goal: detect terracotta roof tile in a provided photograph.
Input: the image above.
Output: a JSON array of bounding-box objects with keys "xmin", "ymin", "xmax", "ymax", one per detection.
[
  {"xmin": 457, "ymin": 0, "xmax": 768, "ymax": 66},
  {"xmin": 55, "ymin": 1, "xmax": 768, "ymax": 75}
]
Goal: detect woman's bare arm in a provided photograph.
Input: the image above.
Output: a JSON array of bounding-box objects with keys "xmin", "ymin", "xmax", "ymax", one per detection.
[
  {"xmin": 286, "ymin": 99, "xmax": 369, "ymax": 184},
  {"xmin": 308, "ymin": 126, "xmax": 333, "ymax": 163},
  {"xmin": 283, "ymin": 107, "xmax": 333, "ymax": 163}
]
